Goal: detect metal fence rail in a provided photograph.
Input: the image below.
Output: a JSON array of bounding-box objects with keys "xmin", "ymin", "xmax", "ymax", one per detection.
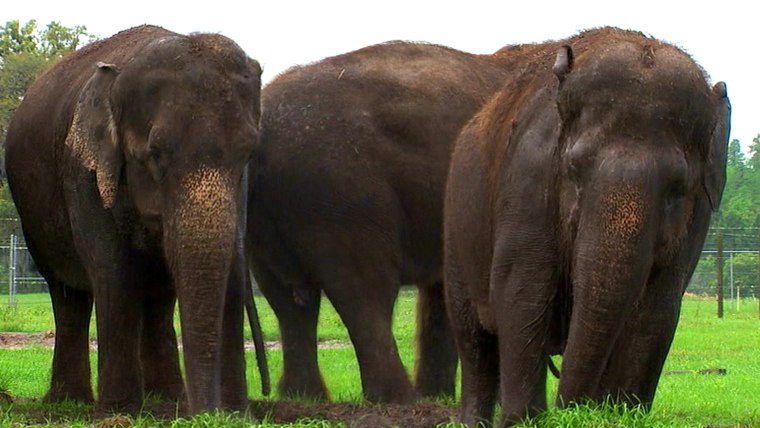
[
  {"xmin": 2, "ymin": 230, "xmax": 759, "ymax": 308},
  {"xmin": 2, "ymin": 234, "xmax": 47, "ymax": 306}
]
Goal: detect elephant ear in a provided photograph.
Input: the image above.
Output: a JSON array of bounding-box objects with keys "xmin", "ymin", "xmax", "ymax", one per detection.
[
  {"xmin": 66, "ymin": 62, "xmax": 123, "ymax": 209},
  {"xmin": 552, "ymin": 45, "xmax": 574, "ymax": 84},
  {"xmin": 702, "ymin": 81, "xmax": 731, "ymax": 212}
]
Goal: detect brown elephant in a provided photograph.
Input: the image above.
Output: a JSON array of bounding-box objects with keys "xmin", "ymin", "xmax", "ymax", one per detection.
[
  {"xmin": 5, "ymin": 25, "xmax": 267, "ymax": 414},
  {"xmin": 246, "ymin": 41, "xmax": 528, "ymax": 403},
  {"xmin": 444, "ymin": 28, "xmax": 730, "ymax": 426}
]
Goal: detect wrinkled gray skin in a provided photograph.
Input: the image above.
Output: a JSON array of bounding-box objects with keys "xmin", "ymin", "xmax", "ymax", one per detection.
[
  {"xmin": 246, "ymin": 41, "xmax": 520, "ymax": 403},
  {"xmin": 444, "ymin": 28, "xmax": 730, "ymax": 426},
  {"xmin": 5, "ymin": 25, "xmax": 263, "ymax": 415}
]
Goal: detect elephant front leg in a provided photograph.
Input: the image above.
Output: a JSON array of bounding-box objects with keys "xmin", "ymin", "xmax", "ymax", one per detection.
[
  {"xmin": 220, "ymin": 250, "xmax": 248, "ymax": 410},
  {"xmin": 491, "ymin": 250, "xmax": 557, "ymax": 425},
  {"xmin": 597, "ymin": 268, "xmax": 686, "ymax": 407},
  {"xmin": 445, "ymin": 267, "xmax": 499, "ymax": 426},
  {"xmin": 65, "ymin": 180, "xmax": 145, "ymax": 413},
  {"xmin": 92, "ymin": 262, "xmax": 146, "ymax": 413},
  {"xmin": 140, "ymin": 272, "xmax": 183, "ymax": 403},
  {"xmin": 45, "ymin": 281, "xmax": 94, "ymax": 404},
  {"xmin": 254, "ymin": 265, "xmax": 327, "ymax": 400},
  {"xmin": 414, "ymin": 281, "xmax": 457, "ymax": 399}
]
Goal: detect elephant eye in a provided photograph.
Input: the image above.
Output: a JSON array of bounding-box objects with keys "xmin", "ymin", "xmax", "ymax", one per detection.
[
  {"xmin": 147, "ymin": 144, "xmax": 161, "ymax": 161},
  {"xmin": 146, "ymin": 127, "xmax": 178, "ymax": 164},
  {"xmin": 145, "ymin": 128, "xmax": 176, "ymax": 182}
]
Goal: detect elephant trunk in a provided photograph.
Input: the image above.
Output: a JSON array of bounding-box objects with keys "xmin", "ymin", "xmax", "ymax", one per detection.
[
  {"xmin": 166, "ymin": 167, "xmax": 239, "ymax": 413},
  {"xmin": 557, "ymin": 166, "xmax": 657, "ymax": 407}
]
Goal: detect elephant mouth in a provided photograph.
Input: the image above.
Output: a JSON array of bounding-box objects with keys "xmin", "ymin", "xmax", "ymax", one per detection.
[{"xmin": 141, "ymin": 213, "xmax": 163, "ymax": 236}]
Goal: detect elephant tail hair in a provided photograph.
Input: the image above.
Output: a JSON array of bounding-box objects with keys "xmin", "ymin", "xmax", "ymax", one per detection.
[
  {"xmin": 547, "ymin": 355, "xmax": 561, "ymax": 379},
  {"xmin": 245, "ymin": 283, "xmax": 271, "ymax": 396}
]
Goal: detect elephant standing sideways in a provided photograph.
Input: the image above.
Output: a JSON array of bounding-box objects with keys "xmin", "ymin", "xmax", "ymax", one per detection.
[
  {"xmin": 247, "ymin": 41, "xmax": 525, "ymax": 403},
  {"xmin": 5, "ymin": 25, "xmax": 266, "ymax": 414},
  {"xmin": 444, "ymin": 28, "xmax": 730, "ymax": 426}
]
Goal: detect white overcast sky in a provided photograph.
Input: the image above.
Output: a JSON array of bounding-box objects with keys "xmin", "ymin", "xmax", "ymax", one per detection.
[{"xmin": 6, "ymin": 1, "xmax": 758, "ymax": 151}]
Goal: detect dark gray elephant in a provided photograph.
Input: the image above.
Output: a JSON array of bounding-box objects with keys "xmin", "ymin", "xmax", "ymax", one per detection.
[
  {"xmin": 246, "ymin": 41, "xmax": 523, "ymax": 403},
  {"xmin": 5, "ymin": 25, "xmax": 266, "ymax": 414},
  {"xmin": 444, "ymin": 28, "xmax": 730, "ymax": 426}
]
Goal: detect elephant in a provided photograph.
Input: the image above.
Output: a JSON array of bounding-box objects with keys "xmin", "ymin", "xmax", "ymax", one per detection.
[
  {"xmin": 5, "ymin": 25, "xmax": 268, "ymax": 414},
  {"xmin": 246, "ymin": 41, "xmax": 528, "ymax": 403},
  {"xmin": 443, "ymin": 27, "xmax": 730, "ymax": 426}
]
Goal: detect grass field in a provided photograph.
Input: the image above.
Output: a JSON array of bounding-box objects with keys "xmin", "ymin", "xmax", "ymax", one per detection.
[{"xmin": 1, "ymin": 290, "xmax": 759, "ymax": 427}]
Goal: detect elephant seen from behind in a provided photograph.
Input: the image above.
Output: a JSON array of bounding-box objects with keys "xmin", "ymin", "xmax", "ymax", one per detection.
[
  {"xmin": 444, "ymin": 27, "xmax": 730, "ymax": 426},
  {"xmin": 246, "ymin": 40, "xmax": 532, "ymax": 403},
  {"xmin": 5, "ymin": 25, "xmax": 267, "ymax": 414}
]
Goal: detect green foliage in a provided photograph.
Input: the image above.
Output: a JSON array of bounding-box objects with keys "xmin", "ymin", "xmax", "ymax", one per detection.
[
  {"xmin": 0, "ymin": 20, "xmax": 93, "ymax": 59},
  {"xmin": 0, "ymin": 51, "xmax": 48, "ymax": 142},
  {"xmin": 714, "ymin": 136, "xmax": 760, "ymax": 229},
  {"xmin": 0, "ymin": 20, "xmax": 37, "ymax": 56},
  {"xmin": 0, "ymin": 20, "xmax": 95, "ymax": 157}
]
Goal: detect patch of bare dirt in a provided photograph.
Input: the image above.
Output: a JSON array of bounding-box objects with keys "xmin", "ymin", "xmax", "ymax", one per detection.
[
  {"xmin": 250, "ymin": 400, "xmax": 456, "ymax": 428},
  {"xmin": 1, "ymin": 396, "xmax": 457, "ymax": 428},
  {"xmin": 1, "ymin": 333, "xmax": 454, "ymax": 426},
  {"xmin": 0, "ymin": 331, "xmax": 57, "ymax": 349},
  {"xmin": 0, "ymin": 331, "xmax": 348, "ymax": 351}
]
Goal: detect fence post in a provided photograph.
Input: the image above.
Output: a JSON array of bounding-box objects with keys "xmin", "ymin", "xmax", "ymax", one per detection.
[
  {"xmin": 8, "ymin": 234, "xmax": 17, "ymax": 308},
  {"xmin": 716, "ymin": 231, "xmax": 724, "ymax": 319}
]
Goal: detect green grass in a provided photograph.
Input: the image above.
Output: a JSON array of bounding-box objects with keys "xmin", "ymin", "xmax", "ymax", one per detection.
[
  {"xmin": 1, "ymin": 292, "xmax": 759, "ymax": 426},
  {"xmin": 0, "ymin": 290, "xmax": 418, "ymax": 344}
]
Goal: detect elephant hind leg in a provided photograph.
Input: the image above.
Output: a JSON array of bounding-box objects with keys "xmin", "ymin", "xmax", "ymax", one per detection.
[
  {"xmin": 324, "ymin": 277, "xmax": 416, "ymax": 404},
  {"xmin": 254, "ymin": 264, "xmax": 328, "ymax": 401},
  {"xmin": 414, "ymin": 282, "xmax": 457, "ymax": 399},
  {"xmin": 45, "ymin": 280, "xmax": 95, "ymax": 404},
  {"xmin": 445, "ymin": 273, "xmax": 498, "ymax": 425}
]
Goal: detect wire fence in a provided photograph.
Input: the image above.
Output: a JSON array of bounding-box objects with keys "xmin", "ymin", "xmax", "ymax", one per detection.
[{"xmin": 1, "ymin": 222, "xmax": 759, "ymax": 316}]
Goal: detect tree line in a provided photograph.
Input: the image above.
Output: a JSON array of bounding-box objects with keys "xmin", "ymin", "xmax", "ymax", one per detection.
[{"xmin": 689, "ymin": 137, "xmax": 760, "ymax": 297}]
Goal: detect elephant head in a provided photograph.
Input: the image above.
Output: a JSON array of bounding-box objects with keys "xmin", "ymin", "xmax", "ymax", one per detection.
[
  {"xmin": 64, "ymin": 33, "xmax": 262, "ymax": 412},
  {"xmin": 551, "ymin": 40, "xmax": 730, "ymax": 406}
]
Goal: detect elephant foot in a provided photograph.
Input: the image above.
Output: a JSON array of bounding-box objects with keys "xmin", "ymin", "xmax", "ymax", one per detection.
[
  {"xmin": 97, "ymin": 384, "xmax": 145, "ymax": 415},
  {"xmin": 365, "ymin": 379, "xmax": 417, "ymax": 404},
  {"xmin": 95, "ymin": 396, "xmax": 143, "ymax": 416},
  {"xmin": 221, "ymin": 387, "xmax": 249, "ymax": 412},
  {"xmin": 415, "ymin": 375, "xmax": 456, "ymax": 400},
  {"xmin": 144, "ymin": 380, "xmax": 184, "ymax": 403},
  {"xmin": 278, "ymin": 374, "xmax": 330, "ymax": 402},
  {"xmin": 43, "ymin": 387, "xmax": 95, "ymax": 405}
]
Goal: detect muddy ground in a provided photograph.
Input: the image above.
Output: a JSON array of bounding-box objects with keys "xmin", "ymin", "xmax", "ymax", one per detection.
[
  {"xmin": 2, "ymin": 397, "xmax": 458, "ymax": 427},
  {"xmin": 0, "ymin": 332, "xmax": 458, "ymax": 427}
]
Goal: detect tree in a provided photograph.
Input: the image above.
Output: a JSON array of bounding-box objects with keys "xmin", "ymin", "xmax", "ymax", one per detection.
[
  {"xmin": 0, "ymin": 20, "xmax": 93, "ymax": 58},
  {"xmin": 1, "ymin": 20, "xmax": 95, "ymax": 143},
  {"xmin": 0, "ymin": 52, "xmax": 48, "ymax": 139},
  {"xmin": 0, "ymin": 20, "xmax": 37, "ymax": 56},
  {"xmin": 748, "ymin": 134, "xmax": 760, "ymax": 172},
  {"xmin": 727, "ymin": 138, "xmax": 746, "ymax": 168}
]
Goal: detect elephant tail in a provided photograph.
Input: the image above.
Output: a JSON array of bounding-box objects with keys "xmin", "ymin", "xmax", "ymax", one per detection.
[
  {"xmin": 547, "ymin": 355, "xmax": 561, "ymax": 379},
  {"xmin": 246, "ymin": 280, "xmax": 271, "ymax": 396}
]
